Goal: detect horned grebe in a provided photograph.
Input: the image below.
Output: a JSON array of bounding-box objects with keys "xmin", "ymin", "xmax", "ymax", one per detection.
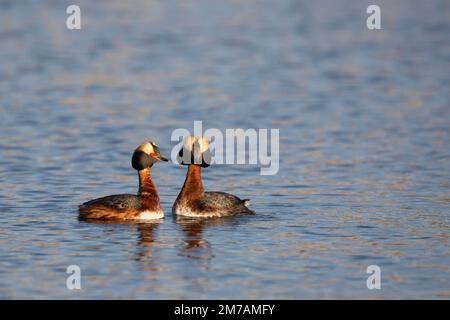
[
  {"xmin": 78, "ymin": 140, "xmax": 168, "ymax": 220},
  {"xmin": 172, "ymin": 136, "xmax": 253, "ymax": 217}
]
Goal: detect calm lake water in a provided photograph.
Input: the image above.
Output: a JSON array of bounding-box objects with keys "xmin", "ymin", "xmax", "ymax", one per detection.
[{"xmin": 0, "ymin": 0, "xmax": 449, "ymax": 299}]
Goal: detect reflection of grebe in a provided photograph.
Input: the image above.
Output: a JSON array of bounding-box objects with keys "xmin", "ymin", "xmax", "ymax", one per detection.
[
  {"xmin": 79, "ymin": 219, "xmax": 161, "ymax": 268},
  {"xmin": 175, "ymin": 216, "xmax": 232, "ymax": 262},
  {"xmin": 79, "ymin": 141, "xmax": 168, "ymax": 221},
  {"xmin": 172, "ymin": 136, "xmax": 254, "ymax": 217},
  {"xmin": 176, "ymin": 215, "xmax": 250, "ymax": 263},
  {"xmin": 177, "ymin": 217, "xmax": 208, "ymax": 251},
  {"xmin": 135, "ymin": 222, "xmax": 161, "ymax": 267},
  {"xmin": 137, "ymin": 223, "xmax": 159, "ymax": 247}
]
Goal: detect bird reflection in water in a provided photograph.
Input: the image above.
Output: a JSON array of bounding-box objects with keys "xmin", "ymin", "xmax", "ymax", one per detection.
[
  {"xmin": 175, "ymin": 216, "xmax": 240, "ymax": 262},
  {"xmin": 79, "ymin": 218, "xmax": 162, "ymax": 274},
  {"xmin": 135, "ymin": 222, "xmax": 161, "ymax": 266}
]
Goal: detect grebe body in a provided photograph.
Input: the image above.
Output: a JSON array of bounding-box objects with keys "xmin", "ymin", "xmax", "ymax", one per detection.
[
  {"xmin": 79, "ymin": 141, "xmax": 167, "ymax": 221},
  {"xmin": 172, "ymin": 136, "xmax": 253, "ymax": 217}
]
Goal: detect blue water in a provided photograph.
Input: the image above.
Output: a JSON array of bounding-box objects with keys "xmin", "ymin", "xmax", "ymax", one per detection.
[{"xmin": 0, "ymin": 0, "xmax": 449, "ymax": 299}]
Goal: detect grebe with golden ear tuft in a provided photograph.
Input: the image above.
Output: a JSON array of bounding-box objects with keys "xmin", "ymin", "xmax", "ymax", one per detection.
[
  {"xmin": 78, "ymin": 140, "xmax": 168, "ymax": 221},
  {"xmin": 172, "ymin": 136, "xmax": 253, "ymax": 217}
]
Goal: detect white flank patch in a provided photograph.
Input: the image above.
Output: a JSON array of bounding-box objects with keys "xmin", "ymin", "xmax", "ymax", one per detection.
[
  {"xmin": 173, "ymin": 205, "xmax": 225, "ymax": 218},
  {"xmin": 137, "ymin": 210, "xmax": 164, "ymax": 220}
]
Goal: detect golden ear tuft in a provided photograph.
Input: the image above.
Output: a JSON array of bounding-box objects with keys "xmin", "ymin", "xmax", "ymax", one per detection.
[
  {"xmin": 197, "ymin": 137, "xmax": 209, "ymax": 153},
  {"xmin": 136, "ymin": 141, "xmax": 155, "ymax": 154},
  {"xmin": 181, "ymin": 135, "xmax": 209, "ymax": 153},
  {"xmin": 183, "ymin": 135, "xmax": 197, "ymax": 152}
]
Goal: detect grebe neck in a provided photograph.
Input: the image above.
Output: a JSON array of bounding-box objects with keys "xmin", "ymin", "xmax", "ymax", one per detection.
[
  {"xmin": 179, "ymin": 165, "xmax": 203, "ymax": 200},
  {"xmin": 138, "ymin": 168, "xmax": 158, "ymax": 197}
]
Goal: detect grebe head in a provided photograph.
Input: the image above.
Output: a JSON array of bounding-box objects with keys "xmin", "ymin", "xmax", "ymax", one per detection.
[
  {"xmin": 131, "ymin": 140, "xmax": 168, "ymax": 171},
  {"xmin": 177, "ymin": 135, "xmax": 211, "ymax": 167}
]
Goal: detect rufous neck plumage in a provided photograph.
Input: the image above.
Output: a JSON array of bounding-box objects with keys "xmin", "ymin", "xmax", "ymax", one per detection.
[
  {"xmin": 178, "ymin": 165, "xmax": 204, "ymax": 201},
  {"xmin": 138, "ymin": 168, "xmax": 159, "ymax": 196},
  {"xmin": 138, "ymin": 168, "xmax": 161, "ymax": 211}
]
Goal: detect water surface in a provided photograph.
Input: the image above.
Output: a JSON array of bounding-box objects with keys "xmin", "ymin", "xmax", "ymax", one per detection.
[{"xmin": 0, "ymin": 0, "xmax": 449, "ymax": 299}]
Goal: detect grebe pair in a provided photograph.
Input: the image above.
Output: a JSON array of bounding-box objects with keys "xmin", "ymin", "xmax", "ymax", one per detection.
[{"xmin": 78, "ymin": 136, "xmax": 253, "ymax": 220}]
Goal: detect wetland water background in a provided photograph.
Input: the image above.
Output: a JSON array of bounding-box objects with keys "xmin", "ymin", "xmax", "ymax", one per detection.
[{"xmin": 0, "ymin": 0, "xmax": 449, "ymax": 299}]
